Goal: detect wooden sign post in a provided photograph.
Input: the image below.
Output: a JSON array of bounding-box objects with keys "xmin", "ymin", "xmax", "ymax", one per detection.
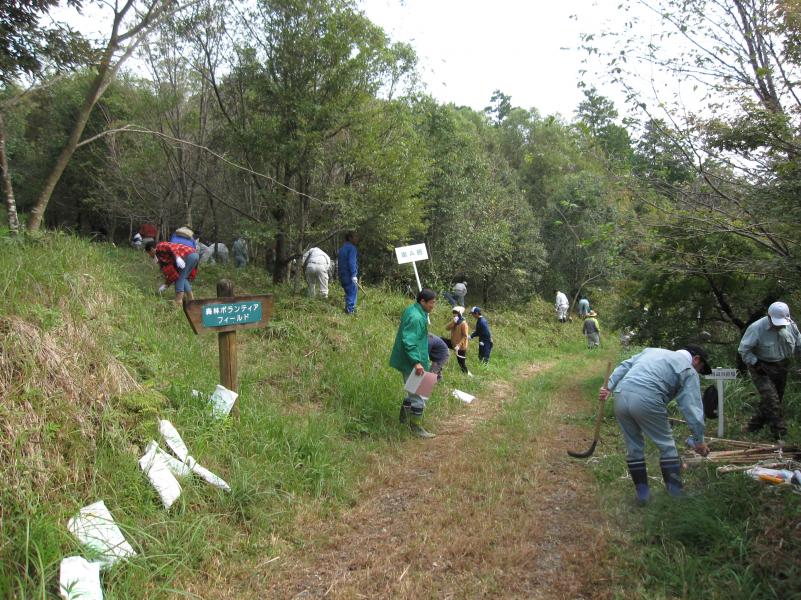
[
  {"xmin": 704, "ymin": 367, "xmax": 738, "ymax": 436},
  {"xmin": 183, "ymin": 279, "xmax": 273, "ymax": 414}
]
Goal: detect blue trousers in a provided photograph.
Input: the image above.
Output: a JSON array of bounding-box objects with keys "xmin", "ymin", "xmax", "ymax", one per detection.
[
  {"xmin": 478, "ymin": 340, "xmax": 493, "ymax": 363},
  {"xmin": 175, "ymin": 252, "xmax": 199, "ymax": 293},
  {"xmin": 341, "ymin": 278, "xmax": 357, "ymax": 313},
  {"xmin": 614, "ymin": 389, "xmax": 678, "ymax": 462}
]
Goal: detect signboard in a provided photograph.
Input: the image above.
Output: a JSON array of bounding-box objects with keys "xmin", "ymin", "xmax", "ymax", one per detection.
[
  {"xmin": 201, "ymin": 301, "xmax": 263, "ymax": 328},
  {"xmin": 702, "ymin": 367, "xmax": 737, "ymax": 436},
  {"xmin": 704, "ymin": 368, "xmax": 737, "ymax": 381},
  {"xmin": 183, "ymin": 294, "xmax": 273, "ymax": 335},
  {"xmin": 395, "ymin": 243, "xmax": 429, "ymax": 265}
]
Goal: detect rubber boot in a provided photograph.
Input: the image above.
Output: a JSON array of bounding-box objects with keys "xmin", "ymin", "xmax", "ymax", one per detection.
[
  {"xmin": 399, "ymin": 402, "xmax": 411, "ymax": 425},
  {"xmin": 660, "ymin": 457, "xmax": 684, "ymax": 498},
  {"xmin": 746, "ymin": 413, "xmax": 766, "ymax": 433},
  {"xmin": 409, "ymin": 414, "xmax": 435, "ymax": 439},
  {"xmin": 627, "ymin": 459, "xmax": 650, "ymax": 504}
]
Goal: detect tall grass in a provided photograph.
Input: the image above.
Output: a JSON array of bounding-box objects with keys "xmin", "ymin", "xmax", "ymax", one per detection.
[{"xmin": 0, "ymin": 232, "xmax": 565, "ymax": 598}]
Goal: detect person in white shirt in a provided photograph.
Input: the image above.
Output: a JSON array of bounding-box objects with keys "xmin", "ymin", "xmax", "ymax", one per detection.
[
  {"xmin": 554, "ymin": 290, "xmax": 569, "ymax": 323},
  {"xmin": 302, "ymin": 247, "xmax": 332, "ymax": 298}
]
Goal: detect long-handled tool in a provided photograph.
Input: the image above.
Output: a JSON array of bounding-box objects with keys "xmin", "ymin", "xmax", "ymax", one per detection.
[{"xmin": 567, "ymin": 361, "xmax": 612, "ymax": 459}]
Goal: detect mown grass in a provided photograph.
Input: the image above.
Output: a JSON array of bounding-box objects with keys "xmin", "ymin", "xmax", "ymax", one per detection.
[
  {"xmin": 0, "ymin": 232, "xmax": 567, "ymax": 599},
  {"xmin": 590, "ymin": 346, "xmax": 801, "ymax": 600}
]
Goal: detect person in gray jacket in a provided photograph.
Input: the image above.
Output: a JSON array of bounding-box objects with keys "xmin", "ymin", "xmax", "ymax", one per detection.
[
  {"xmin": 599, "ymin": 345, "xmax": 711, "ymax": 502},
  {"xmin": 738, "ymin": 301, "xmax": 801, "ymax": 437}
]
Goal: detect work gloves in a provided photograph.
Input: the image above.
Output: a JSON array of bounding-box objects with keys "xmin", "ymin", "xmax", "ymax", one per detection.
[
  {"xmin": 158, "ymin": 284, "xmax": 168, "ymax": 294},
  {"xmin": 175, "ymin": 256, "xmax": 186, "ymax": 269},
  {"xmin": 453, "ymin": 316, "xmax": 460, "ymax": 323},
  {"xmin": 352, "ymin": 276, "xmax": 358, "ymax": 285}
]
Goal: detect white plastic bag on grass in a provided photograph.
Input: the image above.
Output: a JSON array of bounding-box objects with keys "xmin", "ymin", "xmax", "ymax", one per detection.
[
  {"xmin": 138, "ymin": 441, "xmax": 182, "ymax": 509},
  {"xmin": 59, "ymin": 556, "xmax": 103, "ymax": 600},
  {"xmin": 158, "ymin": 420, "xmax": 231, "ymax": 492},
  {"xmin": 67, "ymin": 501, "xmax": 136, "ymax": 568},
  {"xmin": 452, "ymin": 389, "xmax": 475, "ymax": 404},
  {"xmin": 208, "ymin": 384, "xmax": 238, "ymax": 418}
]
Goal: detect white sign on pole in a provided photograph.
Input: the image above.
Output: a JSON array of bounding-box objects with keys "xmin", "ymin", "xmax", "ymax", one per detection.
[
  {"xmin": 395, "ymin": 243, "xmax": 429, "ymax": 265},
  {"xmin": 703, "ymin": 367, "xmax": 738, "ymax": 436},
  {"xmin": 394, "ymin": 243, "xmax": 428, "ymax": 292},
  {"xmin": 705, "ymin": 368, "xmax": 737, "ymax": 381}
]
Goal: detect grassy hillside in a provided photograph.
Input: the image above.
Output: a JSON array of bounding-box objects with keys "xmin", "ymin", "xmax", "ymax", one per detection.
[{"xmin": 0, "ymin": 232, "xmax": 569, "ymax": 598}]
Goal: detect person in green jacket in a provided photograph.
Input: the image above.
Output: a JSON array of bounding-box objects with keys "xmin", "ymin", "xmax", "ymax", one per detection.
[{"xmin": 390, "ymin": 288, "xmax": 438, "ymax": 438}]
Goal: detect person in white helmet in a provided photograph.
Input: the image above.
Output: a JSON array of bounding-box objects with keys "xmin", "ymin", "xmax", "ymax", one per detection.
[{"xmin": 738, "ymin": 301, "xmax": 801, "ymax": 438}]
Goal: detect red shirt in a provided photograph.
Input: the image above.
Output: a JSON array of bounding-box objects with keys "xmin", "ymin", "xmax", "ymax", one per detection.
[{"xmin": 155, "ymin": 242, "xmax": 197, "ymax": 284}]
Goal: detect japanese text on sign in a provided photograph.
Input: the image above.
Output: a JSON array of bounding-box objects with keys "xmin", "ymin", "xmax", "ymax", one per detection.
[
  {"xmin": 394, "ymin": 243, "xmax": 429, "ymax": 265},
  {"xmin": 705, "ymin": 368, "xmax": 738, "ymax": 381},
  {"xmin": 201, "ymin": 301, "xmax": 263, "ymax": 327}
]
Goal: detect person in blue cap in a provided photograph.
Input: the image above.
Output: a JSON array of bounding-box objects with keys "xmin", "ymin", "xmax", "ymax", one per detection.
[
  {"xmin": 599, "ymin": 345, "xmax": 711, "ymax": 503},
  {"xmin": 469, "ymin": 306, "xmax": 493, "ymax": 364}
]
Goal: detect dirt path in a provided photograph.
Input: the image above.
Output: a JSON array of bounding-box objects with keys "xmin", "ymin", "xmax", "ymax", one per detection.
[{"xmin": 201, "ymin": 362, "xmax": 613, "ymax": 599}]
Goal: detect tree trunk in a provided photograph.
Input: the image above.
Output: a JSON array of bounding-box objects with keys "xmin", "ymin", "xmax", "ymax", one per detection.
[{"xmin": 0, "ymin": 113, "xmax": 20, "ymax": 235}]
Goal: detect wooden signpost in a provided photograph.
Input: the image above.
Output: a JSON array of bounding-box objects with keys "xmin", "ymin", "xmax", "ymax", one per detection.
[
  {"xmin": 704, "ymin": 367, "xmax": 738, "ymax": 436},
  {"xmin": 183, "ymin": 280, "xmax": 273, "ymax": 414}
]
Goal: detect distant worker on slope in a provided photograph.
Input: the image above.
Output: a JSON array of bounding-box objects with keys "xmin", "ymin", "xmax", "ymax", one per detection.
[
  {"xmin": 444, "ymin": 280, "xmax": 467, "ymax": 308},
  {"xmin": 169, "ymin": 226, "xmax": 196, "ymax": 249},
  {"xmin": 145, "ymin": 240, "xmax": 199, "ymax": 307},
  {"xmin": 444, "ymin": 306, "xmax": 471, "ymax": 375},
  {"xmin": 469, "ymin": 306, "xmax": 493, "ymax": 364},
  {"xmin": 390, "ymin": 289, "xmax": 438, "ymax": 438},
  {"xmin": 599, "ymin": 345, "xmax": 711, "ymax": 503},
  {"xmin": 232, "ymin": 237, "xmax": 249, "ymax": 268},
  {"xmin": 555, "ymin": 290, "xmax": 569, "ymax": 323},
  {"xmin": 302, "ymin": 247, "xmax": 332, "ymax": 299},
  {"xmin": 577, "ymin": 295, "xmax": 590, "ymax": 318},
  {"xmin": 583, "ymin": 311, "xmax": 601, "ymax": 349},
  {"xmin": 738, "ymin": 301, "xmax": 801, "ymax": 438},
  {"xmin": 338, "ymin": 232, "xmax": 359, "ymax": 314}
]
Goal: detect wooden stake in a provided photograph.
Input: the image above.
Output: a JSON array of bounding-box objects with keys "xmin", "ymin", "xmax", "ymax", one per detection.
[{"xmin": 217, "ymin": 279, "xmax": 238, "ymax": 415}]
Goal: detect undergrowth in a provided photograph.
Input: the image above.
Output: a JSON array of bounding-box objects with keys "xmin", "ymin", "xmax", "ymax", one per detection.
[{"xmin": 0, "ymin": 232, "xmax": 564, "ymax": 599}]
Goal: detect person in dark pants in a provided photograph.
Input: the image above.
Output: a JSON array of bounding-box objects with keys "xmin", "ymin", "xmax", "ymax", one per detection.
[
  {"xmin": 469, "ymin": 306, "xmax": 493, "ymax": 364},
  {"xmin": 738, "ymin": 302, "xmax": 801, "ymax": 438},
  {"xmin": 428, "ymin": 334, "xmax": 450, "ymax": 380},
  {"xmin": 337, "ymin": 232, "xmax": 359, "ymax": 314},
  {"xmin": 443, "ymin": 306, "xmax": 471, "ymax": 376},
  {"xmin": 599, "ymin": 346, "xmax": 711, "ymax": 503}
]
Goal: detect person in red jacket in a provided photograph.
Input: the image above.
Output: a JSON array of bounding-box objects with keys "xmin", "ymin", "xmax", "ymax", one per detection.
[{"xmin": 145, "ymin": 240, "xmax": 199, "ymax": 306}]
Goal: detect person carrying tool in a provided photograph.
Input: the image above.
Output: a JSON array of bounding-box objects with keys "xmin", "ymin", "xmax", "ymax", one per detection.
[
  {"xmin": 145, "ymin": 240, "xmax": 199, "ymax": 307},
  {"xmin": 738, "ymin": 301, "xmax": 801, "ymax": 438},
  {"xmin": 582, "ymin": 310, "xmax": 601, "ymax": 348},
  {"xmin": 390, "ymin": 289, "xmax": 438, "ymax": 438},
  {"xmin": 302, "ymin": 247, "xmax": 332, "ymax": 299},
  {"xmin": 469, "ymin": 306, "xmax": 493, "ymax": 364},
  {"xmin": 443, "ymin": 306, "xmax": 471, "ymax": 375},
  {"xmin": 338, "ymin": 232, "xmax": 359, "ymax": 314},
  {"xmin": 555, "ymin": 290, "xmax": 569, "ymax": 323},
  {"xmin": 599, "ymin": 345, "xmax": 711, "ymax": 502}
]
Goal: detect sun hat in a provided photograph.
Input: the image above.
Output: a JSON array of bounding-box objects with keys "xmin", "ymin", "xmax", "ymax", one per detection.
[
  {"xmin": 586, "ymin": 310, "xmax": 597, "ymax": 317},
  {"xmin": 453, "ymin": 306, "xmax": 465, "ymax": 315},
  {"xmin": 682, "ymin": 344, "xmax": 712, "ymax": 375},
  {"xmin": 767, "ymin": 301, "xmax": 791, "ymax": 326}
]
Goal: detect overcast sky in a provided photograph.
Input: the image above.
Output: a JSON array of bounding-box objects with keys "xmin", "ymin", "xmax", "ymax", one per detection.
[{"xmin": 358, "ymin": 0, "xmax": 622, "ymax": 119}]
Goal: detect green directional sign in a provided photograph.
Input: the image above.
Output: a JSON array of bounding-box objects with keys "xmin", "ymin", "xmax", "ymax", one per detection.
[{"xmin": 201, "ymin": 301, "xmax": 263, "ymax": 327}]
